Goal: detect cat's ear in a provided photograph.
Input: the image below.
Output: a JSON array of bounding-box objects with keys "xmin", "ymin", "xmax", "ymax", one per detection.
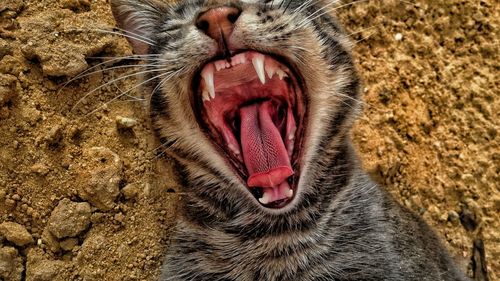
[{"xmin": 110, "ymin": 0, "xmax": 169, "ymax": 54}]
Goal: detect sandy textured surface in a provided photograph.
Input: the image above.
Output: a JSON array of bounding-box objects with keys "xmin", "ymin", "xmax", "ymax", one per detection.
[{"xmin": 0, "ymin": 0, "xmax": 498, "ymax": 280}]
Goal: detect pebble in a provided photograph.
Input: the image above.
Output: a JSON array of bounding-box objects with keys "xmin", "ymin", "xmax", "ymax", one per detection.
[
  {"xmin": 30, "ymin": 163, "xmax": 50, "ymax": 176},
  {"xmin": 116, "ymin": 116, "xmax": 138, "ymax": 130},
  {"xmin": 44, "ymin": 125, "xmax": 63, "ymax": 148},
  {"xmin": 0, "ymin": 247, "xmax": 23, "ymax": 281},
  {"xmin": 122, "ymin": 183, "xmax": 140, "ymax": 200},
  {"xmin": 395, "ymin": 33, "xmax": 403, "ymax": 41},
  {"xmin": 5, "ymin": 198, "xmax": 16, "ymax": 208},
  {"xmin": 447, "ymin": 210, "xmax": 460, "ymax": 225},
  {"xmin": 47, "ymin": 199, "xmax": 91, "ymax": 239},
  {"xmin": 79, "ymin": 147, "xmax": 123, "ymax": 211},
  {"xmin": 114, "ymin": 213, "xmax": 125, "ymax": 223},
  {"xmin": 0, "ymin": 222, "xmax": 34, "ymax": 246}
]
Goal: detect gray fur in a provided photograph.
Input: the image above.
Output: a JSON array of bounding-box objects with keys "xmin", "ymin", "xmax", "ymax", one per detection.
[{"xmin": 110, "ymin": 0, "xmax": 472, "ymax": 280}]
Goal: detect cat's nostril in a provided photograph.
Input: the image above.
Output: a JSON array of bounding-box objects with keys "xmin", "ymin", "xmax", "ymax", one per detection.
[
  {"xmin": 197, "ymin": 19, "xmax": 210, "ymax": 32},
  {"xmin": 227, "ymin": 11, "xmax": 240, "ymax": 24},
  {"xmin": 196, "ymin": 6, "xmax": 241, "ymax": 41}
]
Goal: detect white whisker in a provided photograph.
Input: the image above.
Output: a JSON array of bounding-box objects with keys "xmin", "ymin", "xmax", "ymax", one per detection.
[
  {"xmin": 83, "ymin": 70, "xmax": 176, "ymax": 117},
  {"xmin": 93, "ymin": 28, "xmax": 156, "ymax": 46},
  {"xmin": 61, "ymin": 63, "xmax": 167, "ymax": 90},
  {"xmin": 71, "ymin": 68, "xmax": 172, "ymax": 112},
  {"xmin": 110, "ymin": 26, "xmax": 156, "ymax": 45}
]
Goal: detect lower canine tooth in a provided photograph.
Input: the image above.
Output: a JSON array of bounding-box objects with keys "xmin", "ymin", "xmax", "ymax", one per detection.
[
  {"xmin": 259, "ymin": 193, "xmax": 270, "ymax": 204},
  {"xmin": 286, "ymin": 188, "xmax": 294, "ymax": 198}
]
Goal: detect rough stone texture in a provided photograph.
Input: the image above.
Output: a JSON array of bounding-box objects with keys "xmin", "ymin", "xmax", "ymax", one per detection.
[
  {"xmin": 47, "ymin": 199, "xmax": 91, "ymax": 239},
  {"xmin": 122, "ymin": 183, "xmax": 141, "ymax": 200},
  {"xmin": 78, "ymin": 147, "xmax": 123, "ymax": 211},
  {"xmin": 0, "ymin": 74, "xmax": 17, "ymax": 104},
  {"xmin": 0, "ymin": 247, "xmax": 23, "ymax": 281},
  {"xmin": 0, "ymin": 0, "xmax": 25, "ymax": 14},
  {"xmin": 0, "ymin": 40, "xmax": 12, "ymax": 60},
  {"xmin": 59, "ymin": 238, "xmax": 78, "ymax": 251},
  {"xmin": 41, "ymin": 229, "xmax": 60, "ymax": 253},
  {"xmin": 0, "ymin": 74, "xmax": 17, "ymax": 119},
  {"xmin": 26, "ymin": 249, "xmax": 65, "ymax": 281},
  {"xmin": 18, "ymin": 9, "xmax": 115, "ymax": 77},
  {"xmin": 0, "ymin": 221, "xmax": 34, "ymax": 246},
  {"xmin": 60, "ymin": 0, "xmax": 90, "ymax": 11}
]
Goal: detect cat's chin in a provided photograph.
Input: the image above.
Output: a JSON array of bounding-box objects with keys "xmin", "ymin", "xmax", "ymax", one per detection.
[{"xmin": 192, "ymin": 50, "xmax": 306, "ymax": 209}]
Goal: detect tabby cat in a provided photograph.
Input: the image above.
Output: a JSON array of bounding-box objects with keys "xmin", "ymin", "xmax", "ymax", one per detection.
[{"xmin": 110, "ymin": 0, "xmax": 471, "ymax": 280}]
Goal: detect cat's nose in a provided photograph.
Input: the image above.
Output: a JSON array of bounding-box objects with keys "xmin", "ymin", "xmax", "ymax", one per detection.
[{"xmin": 196, "ymin": 6, "xmax": 241, "ymax": 42}]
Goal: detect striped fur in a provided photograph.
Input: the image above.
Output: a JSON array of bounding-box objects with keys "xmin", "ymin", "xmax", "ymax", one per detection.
[{"xmin": 110, "ymin": 1, "xmax": 471, "ymax": 280}]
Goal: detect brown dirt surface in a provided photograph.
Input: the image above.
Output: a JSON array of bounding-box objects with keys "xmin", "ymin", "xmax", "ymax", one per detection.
[{"xmin": 0, "ymin": 0, "xmax": 498, "ymax": 280}]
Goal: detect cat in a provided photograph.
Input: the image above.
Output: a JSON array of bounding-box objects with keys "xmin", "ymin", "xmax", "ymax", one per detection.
[{"xmin": 110, "ymin": 0, "xmax": 472, "ymax": 280}]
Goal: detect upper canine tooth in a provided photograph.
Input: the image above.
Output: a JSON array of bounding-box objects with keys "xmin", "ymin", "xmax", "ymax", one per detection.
[
  {"xmin": 201, "ymin": 65, "xmax": 216, "ymax": 99},
  {"xmin": 252, "ymin": 54, "xmax": 266, "ymax": 84}
]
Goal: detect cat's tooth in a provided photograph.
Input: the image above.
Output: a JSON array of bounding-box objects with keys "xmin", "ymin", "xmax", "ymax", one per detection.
[
  {"xmin": 277, "ymin": 69, "xmax": 287, "ymax": 80},
  {"xmin": 259, "ymin": 192, "xmax": 270, "ymax": 205},
  {"xmin": 215, "ymin": 61, "xmax": 227, "ymax": 71},
  {"xmin": 201, "ymin": 66, "xmax": 216, "ymax": 99},
  {"xmin": 286, "ymin": 188, "xmax": 294, "ymax": 198},
  {"xmin": 202, "ymin": 90, "xmax": 210, "ymax": 102},
  {"xmin": 265, "ymin": 65, "xmax": 275, "ymax": 79},
  {"xmin": 252, "ymin": 54, "xmax": 266, "ymax": 84}
]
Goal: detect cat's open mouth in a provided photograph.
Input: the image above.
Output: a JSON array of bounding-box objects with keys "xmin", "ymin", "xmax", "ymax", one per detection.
[{"xmin": 194, "ymin": 51, "xmax": 305, "ymax": 209}]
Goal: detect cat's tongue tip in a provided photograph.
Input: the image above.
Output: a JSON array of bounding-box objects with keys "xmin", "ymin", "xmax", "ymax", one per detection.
[{"xmin": 247, "ymin": 166, "xmax": 294, "ymax": 188}]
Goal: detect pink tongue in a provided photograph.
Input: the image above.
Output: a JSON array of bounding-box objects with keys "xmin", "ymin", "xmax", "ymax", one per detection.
[{"xmin": 239, "ymin": 101, "xmax": 294, "ymax": 188}]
